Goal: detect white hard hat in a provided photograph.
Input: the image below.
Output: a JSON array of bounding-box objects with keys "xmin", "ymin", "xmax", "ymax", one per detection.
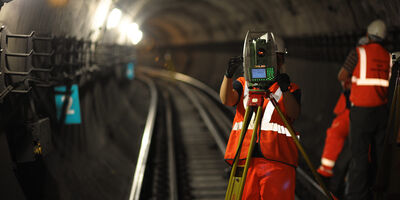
[{"xmin": 367, "ymin": 19, "xmax": 386, "ymax": 39}]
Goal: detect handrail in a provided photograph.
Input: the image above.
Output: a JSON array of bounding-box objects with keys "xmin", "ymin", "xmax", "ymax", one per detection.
[{"xmin": 128, "ymin": 75, "xmax": 158, "ymax": 200}]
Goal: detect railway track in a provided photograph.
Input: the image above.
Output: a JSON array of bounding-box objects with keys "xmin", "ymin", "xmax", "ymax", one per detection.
[
  {"xmin": 131, "ymin": 68, "xmax": 330, "ymax": 200},
  {"xmin": 138, "ymin": 77, "xmax": 230, "ymax": 200}
]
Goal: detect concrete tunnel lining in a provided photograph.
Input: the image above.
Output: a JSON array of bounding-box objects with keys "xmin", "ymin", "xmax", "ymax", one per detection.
[{"xmin": 0, "ymin": 0, "xmax": 400, "ymax": 199}]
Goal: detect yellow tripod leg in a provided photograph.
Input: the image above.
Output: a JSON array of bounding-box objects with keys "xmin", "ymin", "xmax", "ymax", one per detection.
[
  {"xmin": 225, "ymin": 106, "xmax": 253, "ymax": 200},
  {"xmin": 225, "ymin": 105, "xmax": 263, "ymax": 200},
  {"xmin": 269, "ymin": 97, "xmax": 334, "ymax": 200},
  {"xmin": 236, "ymin": 105, "xmax": 263, "ymax": 199}
]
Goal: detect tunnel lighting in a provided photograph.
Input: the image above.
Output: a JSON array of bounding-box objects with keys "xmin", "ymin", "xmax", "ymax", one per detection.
[
  {"xmin": 131, "ymin": 30, "xmax": 143, "ymax": 45},
  {"xmin": 47, "ymin": 0, "xmax": 69, "ymax": 7},
  {"xmin": 126, "ymin": 23, "xmax": 143, "ymax": 45},
  {"xmin": 118, "ymin": 20, "xmax": 128, "ymax": 34},
  {"xmin": 92, "ymin": 0, "xmax": 111, "ymax": 29},
  {"xmin": 117, "ymin": 19, "xmax": 130, "ymax": 44},
  {"xmin": 107, "ymin": 8, "xmax": 122, "ymax": 29}
]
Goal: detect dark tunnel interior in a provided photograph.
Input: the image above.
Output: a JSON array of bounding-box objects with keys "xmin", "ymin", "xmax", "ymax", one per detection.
[{"xmin": 1, "ymin": 0, "xmax": 400, "ymax": 199}]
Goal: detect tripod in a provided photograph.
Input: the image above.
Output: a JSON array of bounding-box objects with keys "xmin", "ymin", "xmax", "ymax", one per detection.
[{"xmin": 225, "ymin": 87, "xmax": 334, "ymax": 200}]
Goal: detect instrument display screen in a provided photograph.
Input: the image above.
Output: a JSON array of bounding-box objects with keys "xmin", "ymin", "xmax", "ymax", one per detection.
[{"xmin": 251, "ymin": 68, "xmax": 266, "ymax": 79}]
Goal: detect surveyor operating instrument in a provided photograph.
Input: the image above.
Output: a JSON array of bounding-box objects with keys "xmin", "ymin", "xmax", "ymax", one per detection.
[{"xmin": 225, "ymin": 31, "xmax": 334, "ymax": 200}]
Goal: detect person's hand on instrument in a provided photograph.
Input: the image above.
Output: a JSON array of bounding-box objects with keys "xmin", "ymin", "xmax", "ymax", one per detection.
[
  {"xmin": 276, "ymin": 73, "xmax": 291, "ymax": 92},
  {"xmin": 225, "ymin": 56, "xmax": 243, "ymax": 78}
]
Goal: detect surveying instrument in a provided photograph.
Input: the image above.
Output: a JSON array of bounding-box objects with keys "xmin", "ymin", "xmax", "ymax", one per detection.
[{"xmin": 224, "ymin": 31, "xmax": 334, "ymax": 200}]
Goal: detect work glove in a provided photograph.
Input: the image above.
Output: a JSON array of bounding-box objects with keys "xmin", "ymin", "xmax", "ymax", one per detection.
[
  {"xmin": 276, "ymin": 73, "xmax": 291, "ymax": 92},
  {"xmin": 225, "ymin": 56, "xmax": 243, "ymax": 78}
]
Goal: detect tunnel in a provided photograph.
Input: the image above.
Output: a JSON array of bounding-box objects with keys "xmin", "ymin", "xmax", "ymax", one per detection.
[{"xmin": 0, "ymin": 0, "xmax": 400, "ymax": 199}]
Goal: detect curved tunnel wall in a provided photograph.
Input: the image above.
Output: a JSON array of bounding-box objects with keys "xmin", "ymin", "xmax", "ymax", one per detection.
[
  {"xmin": 0, "ymin": 0, "xmax": 399, "ymax": 198},
  {"xmin": 133, "ymin": 0, "xmax": 400, "ymax": 170}
]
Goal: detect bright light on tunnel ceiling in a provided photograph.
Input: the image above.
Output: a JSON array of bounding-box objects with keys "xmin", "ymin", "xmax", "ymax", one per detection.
[
  {"xmin": 118, "ymin": 19, "xmax": 130, "ymax": 36},
  {"xmin": 107, "ymin": 8, "xmax": 122, "ymax": 29},
  {"xmin": 126, "ymin": 23, "xmax": 143, "ymax": 45},
  {"xmin": 47, "ymin": 0, "xmax": 69, "ymax": 7},
  {"xmin": 92, "ymin": 0, "xmax": 111, "ymax": 29}
]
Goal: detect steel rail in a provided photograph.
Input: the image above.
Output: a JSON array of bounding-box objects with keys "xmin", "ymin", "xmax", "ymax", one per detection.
[
  {"xmin": 138, "ymin": 67, "xmax": 233, "ymax": 133},
  {"xmin": 137, "ymin": 67, "xmax": 324, "ymax": 199},
  {"xmin": 178, "ymin": 82, "xmax": 227, "ymax": 154},
  {"xmin": 128, "ymin": 75, "xmax": 158, "ymax": 200},
  {"xmin": 137, "ymin": 67, "xmax": 220, "ymax": 102},
  {"xmin": 163, "ymin": 90, "xmax": 178, "ymax": 200}
]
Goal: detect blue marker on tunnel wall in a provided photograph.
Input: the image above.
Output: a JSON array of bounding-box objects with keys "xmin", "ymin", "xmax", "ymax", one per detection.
[
  {"xmin": 54, "ymin": 84, "xmax": 82, "ymax": 124},
  {"xmin": 126, "ymin": 62, "xmax": 135, "ymax": 80}
]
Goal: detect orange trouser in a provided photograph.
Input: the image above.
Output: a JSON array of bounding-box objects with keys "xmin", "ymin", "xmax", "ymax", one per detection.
[
  {"xmin": 241, "ymin": 158, "xmax": 296, "ymax": 200},
  {"xmin": 318, "ymin": 109, "xmax": 350, "ymax": 177}
]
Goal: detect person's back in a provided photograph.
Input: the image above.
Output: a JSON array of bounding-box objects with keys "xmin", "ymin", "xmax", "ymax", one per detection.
[
  {"xmin": 350, "ymin": 42, "xmax": 391, "ymax": 107},
  {"xmin": 338, "ymin": 19, "xmax": 392, "ymax": 200}
]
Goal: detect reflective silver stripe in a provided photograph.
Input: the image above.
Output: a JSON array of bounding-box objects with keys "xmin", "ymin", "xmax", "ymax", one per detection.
[
  {"xmin": 233, "ymin": 85, "xmax": 300, "ymax": 138},
  {"xmin": 318, "ymin": 166, "xmax": 333, "ymax": 174},
  {"xmin": 260, "ymin": 122, "xmax": 291, "ymax": 137},
  {"xmin": 359, "ymin": 47, "xmax": 367, "ymax": 79},
  {"xmin": 232, "ymin": 121, "xmax": 243, "ymax": 131},
  {"xmin": 353, "ymin": 47, "xmax": 389, "ymax": 87},
  {"xmin": 232, "ymin": 121, "xmax": 299, "ymax": 138},
  {"xmin": 262, "ymin": 87, "xmax": 282, "ymax": 123},
  {"xmin": 321, "ymin": 157, "xmax": 336, "ymax": 167},
  {"xmin": 351, "ymin": 76, "xmax": 389, "ymax": 87},
  {"xmin": 243, "ymin": 81, "xmax": 248, "ymax": 108}
]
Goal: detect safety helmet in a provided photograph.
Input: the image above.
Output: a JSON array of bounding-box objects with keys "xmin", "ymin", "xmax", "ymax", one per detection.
[{"xmin": 367, "ymin": 19, "xmax": 386, "ymax": 40}]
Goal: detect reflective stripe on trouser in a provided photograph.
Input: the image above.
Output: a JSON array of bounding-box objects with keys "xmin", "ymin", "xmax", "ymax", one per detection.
[
  {"xmin": 317, "ymin": 165, "xmax": 334, "ymax": 177},
  {"xmin": 241, "ymin": 158, "xmax": 295, "ymax": 200},
  {"xmin": 318, "ymin": 110, "xmax": 350, "ymax": 177}
]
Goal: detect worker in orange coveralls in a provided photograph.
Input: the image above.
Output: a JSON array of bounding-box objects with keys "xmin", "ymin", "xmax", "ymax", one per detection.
[
  {"xmin": 317, "ymin": 85, "xmax": 351, "ymax": 178},
  {"xmin": 220, "ymin": 35, "xmax": 301, "ymax": 200},
  {"xmin": 318, "ymin": 36, "xmax": 370, "ymax": 198},
  {"xmin": 318, "ymin": 36, "xmax": 369, "ymax": 178}
]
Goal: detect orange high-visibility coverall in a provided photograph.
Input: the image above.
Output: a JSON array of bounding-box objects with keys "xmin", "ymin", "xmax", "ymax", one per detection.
[
  {"xmin": 317, "ymin": 93, "xmax": 349, "ymax": 177},
  {"xmin": 225, "ymin": 77, "xmax": 300, "ymax": 200}
]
